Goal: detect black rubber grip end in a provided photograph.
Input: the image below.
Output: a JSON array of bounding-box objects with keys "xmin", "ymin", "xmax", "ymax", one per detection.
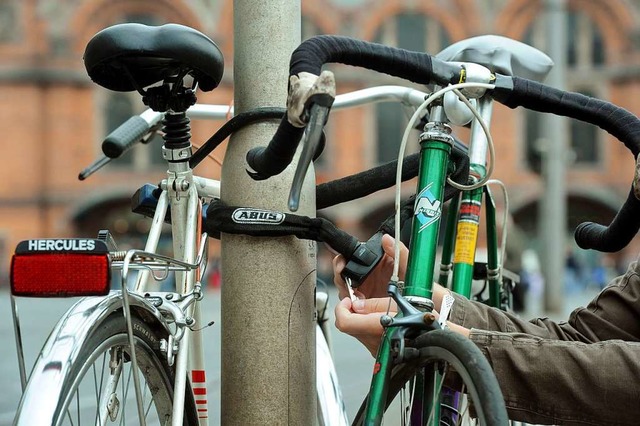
[
  {"xmin": 245, "ymin": 146, "xmax": 270, "ymax": 181},
  {"xmin": 102, "ymin": 116, "xmax": 151, "ymax": 159},
  {"xmin": 574, "ymin": 187, "xmax": 640, "ymax": 253},
  {"xmin": 574, "ymin": 222, "xmax": 599, "ymax": 250}
]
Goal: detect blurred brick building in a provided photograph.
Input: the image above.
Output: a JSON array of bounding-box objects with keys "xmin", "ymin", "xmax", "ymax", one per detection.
[{"xmin": 0, "ymin": 0, "xmax": 639, "ymax": 280}]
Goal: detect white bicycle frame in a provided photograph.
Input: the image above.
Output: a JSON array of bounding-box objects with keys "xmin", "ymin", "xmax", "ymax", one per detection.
[{"xmin": 121, "ymin": 160, "xmax": 218, "ymax": 426}]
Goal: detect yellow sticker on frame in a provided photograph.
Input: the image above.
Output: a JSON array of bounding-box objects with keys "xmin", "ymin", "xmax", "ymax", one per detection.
[{"xmin": 454, "ymin": 221, "xmax": 479, "ymax": 265}]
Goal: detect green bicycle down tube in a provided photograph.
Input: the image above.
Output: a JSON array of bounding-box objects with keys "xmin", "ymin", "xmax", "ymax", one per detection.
[
  {"xmin": 451, "ymin": 187, "xmax": 483, "ymax": 298},
  {"xmin": 437, "ymin": 193, "xmax": 460, "ymax": 288},
  {"xmin": 404, "ymin": 137, "xmax": 453, "ymax": 300},
  {"xmin": 364, "ymin": 329, "xmax": 395, "ymax": 425},
  {"xmin": 484, "ymin": 186, "xmax": 501, "ymax": 308}
]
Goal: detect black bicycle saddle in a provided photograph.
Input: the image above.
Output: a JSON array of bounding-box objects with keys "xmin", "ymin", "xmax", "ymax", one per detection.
[
  {"xmin": 436, "ymin": 34, "xmax": 554, "ymax": 82},
  {"xmin": 84, "ymin": 23, "xmax": 224, "ymax": 92}
]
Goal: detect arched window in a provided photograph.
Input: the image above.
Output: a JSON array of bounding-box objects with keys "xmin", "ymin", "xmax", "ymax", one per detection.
[
  {"xmin": 0, "ymin": 2, "xmax": 18, "ymax": 43},
  {"xmin": 569, "ymin": 89, "xmax": 599, "ymax": 164},
  {"xmin": 104, "ymin": 93, "xmax": 135, "ymax": 166},
  {"xmin": 373, "ymin": 13, "xmax": 451, "ymax": 164},
  {"xmin": 522, "ymin": 9, "xmax": 605, "ymax": 170},
  {"xmin": 373, "ymin": 12, "xmax": 451, "ymax": 54},
  {"xmin": 566, "ymin": 10, "xmax": 605, "ymax": 67},
  {"xmin": 302, "ymin": 16, "xmax": 321, "ymax": 41}
]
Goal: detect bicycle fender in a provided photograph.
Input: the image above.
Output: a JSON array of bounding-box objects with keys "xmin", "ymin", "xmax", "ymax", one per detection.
[{"xmin": 14, "ymin": 291, "xmax": 170, "ymax": 425}]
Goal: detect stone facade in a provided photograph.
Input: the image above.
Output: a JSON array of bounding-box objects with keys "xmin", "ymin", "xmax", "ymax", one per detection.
[{"xmin": 0, "ymin": 0, "xmax": 638, "ymax": 279}]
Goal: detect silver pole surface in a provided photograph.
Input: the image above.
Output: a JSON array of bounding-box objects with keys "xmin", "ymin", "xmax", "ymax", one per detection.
[
  {"xmin": 221, "ymin": 1, "xmax": 316, "ymax": 424},
  {"xmin": 541, "ymin": 0, "xmax": 567, "ymax": 313}
]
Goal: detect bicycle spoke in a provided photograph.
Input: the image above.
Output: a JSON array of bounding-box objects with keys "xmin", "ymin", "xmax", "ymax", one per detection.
[
  {"xmin": 144, "ymin": 395, "xmax": 154, "ymax": 420},
  {"xmin": 121, "ymin": 361, "xmax": 133, "ymax": 426},
  {"xmin": 93, "ymin": 351, "xmax": 108, "ymax": 425},
  {"xmin": 66, "ymin": 407, "xmax": 75, "ymax": 426},
  {"xmin": 398, "ymin": 375, "xmax": 418, "ymax": 426},
  {"xmin": 426, "ymin": 362, "xmax": 449, "ymax": 426},
  {"xmin": 400, "ymin": 382, "xmax": 407, "ymax": 426},
  {"xmin": 457, "ymin": 384, "xmax": 469, "ymax": 426}
]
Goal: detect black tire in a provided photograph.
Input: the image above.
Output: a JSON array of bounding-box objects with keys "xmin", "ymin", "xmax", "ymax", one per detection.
[
  {"xmin": 353, "ymin": 329, "xmax": 508, "ymax": 425},
  {"xmin": 52, "ymin": 313, "xmax": 198, "ymax": 425}
]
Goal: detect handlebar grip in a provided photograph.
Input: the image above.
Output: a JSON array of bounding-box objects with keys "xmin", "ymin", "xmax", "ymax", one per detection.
[
  {"xmin": 246, "ymin": 118, "xmax": 304, "ymax": 180},
  {"xmin": 102, "ymin": 116, "xmax": 152, "ymax": 159},
  {"xmin": 290, "ymin": 35, "xmax": 459, "ymax": 87},
  {"xmin": 493, "ymin": 76, "xmax": 640, "ymax": 157},
  {"xmin": 574, "ymin": 187, "xmax": 640, "ymax": 252}
]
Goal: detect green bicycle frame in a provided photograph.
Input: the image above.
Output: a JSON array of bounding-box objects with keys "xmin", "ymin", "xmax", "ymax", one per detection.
[
  {"xmin": 363, "ymin": 122, "xmax": 454, "ymax": 424},
  {"xmin": 484, "ymin": 186, "xmax": 502, "ymax": 308},
  {"xmin": 439, "ymin": 168, "xmax": 502, "ymax": 306},
  {"xmin": 451, "ymin": 97, "xmax": 502, "ymax": 308},
  {"xmin": 439, "ymin": 97, "xmax": 503, "ymax": 308},
  {"xmin": 450, "ymin": 186, "xmax": 483, "ymax": 298},
  {"xmin": 364, "ymin": 100, "xmax": 504, "ymax": 424}
]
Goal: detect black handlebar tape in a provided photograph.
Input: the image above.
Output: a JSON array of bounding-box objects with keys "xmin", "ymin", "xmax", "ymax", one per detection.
[
  {"xmin": 574, "ymin": 187, "xmax": 640, "ymax": 252},
  {"xmin": 246, "ymin": 119, "xmax": 304, "ymax": 180},
  {"xmin": 315, "ymin": 142, "xmax": 469, "ymax": 210},
  {"xmin": 191, "ymin": 107, "xmax": 286, "ymax": 168},
  {"xmin": 248, "ymin": 36, "xmax": 463, "ymax": 181},
  {"xmin": 289, "ymin": 35, "xmax": 460, "ymax": 87},
  {"xmin": 493, "ymin": 76, "xmax": 640, "ymax": 252},
  {"xmin": 493, "ymin": 76, "xmax": 640, "ymax": 157},
  {"xmin": 316, "ymin": 153, "xmax": 420, "ymax": 210},
  {"xmin": 102, "ymin": 116, "xmax": 151, "ymax": 159}
]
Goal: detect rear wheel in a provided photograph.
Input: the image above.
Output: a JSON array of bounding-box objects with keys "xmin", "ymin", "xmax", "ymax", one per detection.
[
  {"xmin": 32, "ymin": 313, "xmax": 198, "ymax": 425},
  {"xmin": 354, "ymin": 329, "xmax": 508, "ymax": 425}
]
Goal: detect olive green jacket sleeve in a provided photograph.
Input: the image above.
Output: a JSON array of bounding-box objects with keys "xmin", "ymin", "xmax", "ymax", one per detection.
[{"xmin": 448, "ymin": 259, "xmax": 640, "ymax": 425}]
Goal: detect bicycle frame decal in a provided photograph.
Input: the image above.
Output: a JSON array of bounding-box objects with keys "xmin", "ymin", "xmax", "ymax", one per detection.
[
  {"xmin": 454, "ymin": 199, "xmax": 481, "ymax": 265},
  {"xmin": 231, "ymin": 208, "xmax": 285, "ymax": 224},
  {"xmin": 414, "ymin": 183, "xmax": 442, "ymax": 232},
  {"xmin": 191, "ymin": 370, "xmax": 209, "ymax": 418},
  {"xmin": 25, "ymin": 239, "xmax": 98, "ymax": 251}
]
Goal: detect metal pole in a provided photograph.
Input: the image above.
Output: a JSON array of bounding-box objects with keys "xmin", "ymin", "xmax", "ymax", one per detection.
[
  {"xmin": 541, "ymin": 0, "xmax": 567, "ymax": 313},
  {"xmin": 221, "ymin": 1, "xmax": 316, "ymax": 425}
]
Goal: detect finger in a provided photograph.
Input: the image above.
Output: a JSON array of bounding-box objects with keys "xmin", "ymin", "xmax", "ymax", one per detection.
[
  {"xmin": 333, "ymin": 254, "xmax": 346, "ymax": 277},
  {"xmin": 353, "ymin": 289, "xmax": 366, "ymax": 300},
  {"xmin": 352, "ymin": 297, "xmax": 397, "ymax": 314},
  {"xmin": 381, "ymin": 234, "xmax": 409, "ymax": 278},
  {"xmin": 335, "ymin": 299, "xmax": 386, "ymax": 335},
  {"xmin": 333, "ymin": 254, "xmax": 349, "ymax": 299}
]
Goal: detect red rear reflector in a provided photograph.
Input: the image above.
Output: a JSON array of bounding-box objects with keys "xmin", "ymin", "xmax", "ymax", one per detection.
[{"xmin": 10, "ymin": 239, "xmax": 111, "ymax": 297}]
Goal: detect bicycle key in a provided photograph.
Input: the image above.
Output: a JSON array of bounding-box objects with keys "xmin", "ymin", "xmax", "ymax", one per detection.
[
  {"xmin": 341, "ymin": 231, "xmax": 385, "ymax": 288},
  {"xmin": 345, "ymin": 277, "xmax": 357, "ymax": 303}
]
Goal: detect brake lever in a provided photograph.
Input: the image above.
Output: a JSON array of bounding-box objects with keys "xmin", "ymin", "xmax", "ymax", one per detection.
[
  {"xmin": 78, "ymin": 156, "xmax": 112, "ymax": 180},
  {"xmin": 288, "ymin": 94, "xmax": 333, "ymax": 211}
]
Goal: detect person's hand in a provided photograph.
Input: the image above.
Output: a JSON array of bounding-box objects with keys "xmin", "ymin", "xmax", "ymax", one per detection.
[
  {"xmin": 334, "ymin": 297, "xmax": 397, "ymax": 356},
  {"xmin": 335, "ymin": 296, "xmax": 470, "ymax": 356},
  {"xmin": 333, "ymin": 234, "xmax": 408, "ymax": 300}
]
